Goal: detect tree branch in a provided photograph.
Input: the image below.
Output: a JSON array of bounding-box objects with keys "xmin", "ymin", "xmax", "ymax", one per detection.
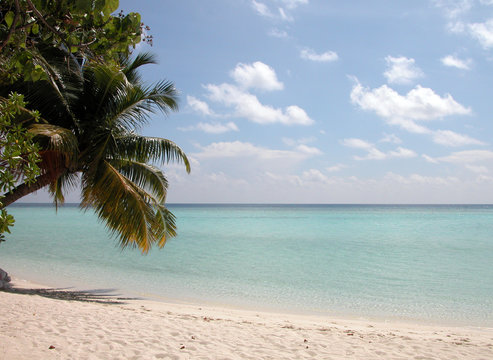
[
  {"xmin": 0, "ymin": 0, "xmax": 21, "ymax": 52},
  {"xmin": 25, "ymin": 0, "xmax": 66, "ymax": 41},
  {"xmin": 0, "ymin": 169, "xmax": 63, "ymax": 209}
]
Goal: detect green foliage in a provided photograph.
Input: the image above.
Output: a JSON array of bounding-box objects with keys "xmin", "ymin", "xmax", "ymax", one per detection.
[
  {"xmin": 0, "ymin": 210, "xmax": 15, "ymax": 242},
  {"xmin": 0, "ymin": 92, "xmax": 41, "ymax": 242},
  {"xmin": 0, "ymin": 0, "xmax": 146, "ymax": 85},
  {"xmin": 0, "ymin": 2, "xmax": 190, "ymax": 252},
  {"xmin": 72, "ymin": 58, "xmax": 189, "ymax": 253},
  {"xmin": 1, "ymin": 52, "xmax": 190, "ymax": 252}
]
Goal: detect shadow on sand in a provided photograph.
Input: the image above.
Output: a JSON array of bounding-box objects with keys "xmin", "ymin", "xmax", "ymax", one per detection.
[{"xmin": 2, "ymin": 286, "xmax": 140, "ymax": 305}]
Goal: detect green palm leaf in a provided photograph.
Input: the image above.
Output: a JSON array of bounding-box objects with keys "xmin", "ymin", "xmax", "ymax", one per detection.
[
  {"xmin": 80, "ymin": 160, "xmax": 171, "ymax": 253},
  {"xmin": 104, "ymin": 80, "xmax": 178, "ymax": 132},
  {"xmin": 2, "ymin": 49, "xmax": 189, "ymax": 253},
  {"xmin": 154, "ymin": 204, "xmax": 177, "ymax": 248},
  {"xmin": 48, "ymin": 172, "xmax": 79, "ymax": 207},
  {"xmin": 121, "ymin": 52, "xmax": 157, "ymax": 84},
  {"xmin": 115, "ymin": 135, "xmax": 191, "ymax": 172},
  {"xmin": 111, "ymin": 159, "xmax": 169, "ymax": 203}
]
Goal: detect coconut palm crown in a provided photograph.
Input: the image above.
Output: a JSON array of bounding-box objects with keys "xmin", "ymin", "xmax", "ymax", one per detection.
[{"xmin": 1, "ymin": 52, "xmax": 190, "ymax": 253}]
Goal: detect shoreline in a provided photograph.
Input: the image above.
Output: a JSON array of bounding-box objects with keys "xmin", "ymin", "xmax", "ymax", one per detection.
[
  {"xmin": 8, "ymin": 274, "xmax": 493, "ymax": 329},
  {"xmin": 1, "ymin": 278, "xmax": 492, "ymax": 359}
]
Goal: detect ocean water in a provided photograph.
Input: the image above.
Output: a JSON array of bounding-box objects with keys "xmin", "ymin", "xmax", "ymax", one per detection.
[{"xmin": 1, "ymin": 204, "xmax": 492, "ymax": 326}]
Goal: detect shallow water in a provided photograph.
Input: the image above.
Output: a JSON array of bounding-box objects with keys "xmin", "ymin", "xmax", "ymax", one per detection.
[{"xmin": 1, "ymin": 204, "xmax": 492, "ymax": 326}]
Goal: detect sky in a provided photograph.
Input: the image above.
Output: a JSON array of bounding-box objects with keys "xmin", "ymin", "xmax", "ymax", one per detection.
[{"xmin": 25, "ymin": 0, "xmax": 493, "ymax": 203}]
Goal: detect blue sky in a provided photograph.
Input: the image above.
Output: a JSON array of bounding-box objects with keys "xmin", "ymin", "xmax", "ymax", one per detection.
[{"xmin": 28, "ymin": 0, "xmax": 493, "ymax": 203}]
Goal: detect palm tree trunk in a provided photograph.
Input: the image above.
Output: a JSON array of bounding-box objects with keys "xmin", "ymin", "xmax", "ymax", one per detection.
[{"xmin": 0, "ymin": 172, "xmax": 56, "ymax": 208}]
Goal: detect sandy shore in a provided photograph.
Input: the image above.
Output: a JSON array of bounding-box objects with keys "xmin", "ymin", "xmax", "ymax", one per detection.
[{"xmin": 1, "ymin": 279, "xmax": 492, "ymax": 359}]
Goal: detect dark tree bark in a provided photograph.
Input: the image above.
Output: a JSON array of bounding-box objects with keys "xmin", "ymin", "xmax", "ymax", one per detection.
[{"xmin": 0, "ymin": 172, "xmax": 58, "ymax": 208}]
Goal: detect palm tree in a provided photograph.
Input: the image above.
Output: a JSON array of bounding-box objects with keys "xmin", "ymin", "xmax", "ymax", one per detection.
[{"xmin": 0, "ymin": 52, "xmax": 190, "ymax": 253}]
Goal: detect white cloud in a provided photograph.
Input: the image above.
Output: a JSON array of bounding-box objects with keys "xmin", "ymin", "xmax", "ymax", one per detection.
[
  {"xmin": 388, "ymin": 147, "xmax": 417, "ymax": 158},
  {"xmin": 194, "ymin": 141, "xmax": 285, "ymax": 159},
  {"xmin": 301, "ymin": 169, "xmax": 331, "ymax": 184},
  {"xmin": 281, "ymin": 0, "xmax": 309, "ymax": 9},
  {"xmin": 350, "ymin": 79, "xmax": 480, "ymax": 147},
  {"xmin": 165, "ymin": 159, "xmax": 493, "ymax": 203},
  {"xmin": 193, "ymin": 62, "xmax": 312, "ymax": 127},
  {"xmin": 441, "ymin": 55, "xmax": 472, "ymax": 70},
  {"xmin": 355, "ymin": 148, "xmax": 387, "ymax": 160},
  {"xmin": 432, "ymin": 129, "xmax": 485, "ymax": 147},
  {"xmin": 384, "ymin": 172, "xmax": 459, "ymax": 186},
  {"xmin": 284, "ymin": 105, "xmax": 313, "ymax": 125},
  {"xmin": 447, "ymin": 21, "xmax": 466, "ymax": 33},
  {"xmin": 179, "ymin": 122, "xmax": 239, "ymax": 134},
  {"xmin": 278, "ymin": 7, "xmax": 293, "ymax": 21},
  {"xmin": 251, "ymin": 0, "xmax": 274, "ymax": 17},
  {"xmin": 422, "ymin": 154, "xmax": 439, "ymax": 164},
  {"xmin": 433, "ymin": 0, "xmax": 473, "ymax": 18},
  {"xmin": 264, "ymin": 171, "xmax": 304, "ymax": 187},
  {"xmin": 341, "ymin": 138, "xmax": 374, "ymax": 150},
  {"xmin": 388, "ymin": 119, "xmax": 431, "ymax": 134},
  {"xmin": 187, "ymin": 96, "xmax": 215, "ymax": 116},
  {"xmin": 300, "ymin": 48, "xmax": 339, "ymax": 62},
  {"xmin": 468, "ymin": 19, "xmax": 493, "ymax": 49},
  {"xmin": 350, "ymin": 80, "xmax": 471, "ymax": 124},
  {"xmin": 342, "ymin": 138, "xmax": 417, "ymax": 161},
  {"xmin": 436, "ymin": 150, "xmax": 493, "ymax": 163},
  {"xmin": 465, "ymin": 164, "xmax": 489, "ymax": 173},
  {"xmin": 476, "ymin": 174, "xmax": 493, "ymax": 183},
  {"xmin": 269, "ymin": 28, "xmax": 289, "ymax": 38},
  {"xmin": 379, "ymin": 133, "xmax": 402, "ymax": 144},
  {"xmin": 434, "ymin": 1, "xmax": 493, "ymax": 49},
  {"xmin": 295, "ymin": 144, "xmax": 323, "ymax": 155},
  {"xmin": 251, "ymin": 0, "xmax": 307, "ymax": 21},
  {"xmin": 282, "ymin": 138, "xmax": 297, "ymax": 146},
  {"xmin": 326, "ymin": 164, "xmax": 347, "ymax": 172},
  {"xmin": 205, "ymin": 83, "xmax": 313, "ymax": 125},
  {"xmin": 231, "ymin": 61, "xmax": 284, "ymax": 91},
  {"xmin": 193, "ymin": 141, "xmax": 319, "ymax": 161},
  {"xmin": 384, "ymin": 56, "xmax": 424, "ymax": 85},
  {"xmin": 282, "ymin": 136, "xmax": 316, "ymax": 146}
]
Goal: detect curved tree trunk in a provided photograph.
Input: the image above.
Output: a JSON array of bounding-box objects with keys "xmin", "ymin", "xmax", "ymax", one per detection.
[{"xmin": 0, "ymin": 172, "xmax": 57, "ymax": 208}]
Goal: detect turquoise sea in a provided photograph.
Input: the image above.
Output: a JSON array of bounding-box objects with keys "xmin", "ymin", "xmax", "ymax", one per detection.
[{"xmin": 1, "ymin": 204, "xmax": 492, "ymax": 326}]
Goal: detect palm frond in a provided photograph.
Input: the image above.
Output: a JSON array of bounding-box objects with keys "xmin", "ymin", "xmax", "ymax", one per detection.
[
  {"xmin": 114, "ymin": 134, "xmax": 191, "ymax": 173},
  {"xmin": 48, "ymin": 172, "xmax": 79, "ymax": 208},
  {"xmin": 20, "ymin": 46, "xmax": 82, "ymax": 129},
  {"xmin": 1, "ymin": 45, "xmax": 189, "ymax": 253},
  {"xmin": 110, "ymin": 159, "xmax": 169, "ymax": 203},
  {"xmin": 144, "ymin": 80, "xmax": 179, "ymax": 114},
  {"xmin": 108, "ymin": 84, "xmax": 156, "ymax": 130},
  {"xmin": 102, "ymin": 79, "xmax": 178, "ymax": 132},
  {"xmin": 28, "ymin": 123, "xmax": 78, "ymax": 165},
  {"xmin": 80, "ymin": 160, "xmax": 173, "ymax": 253},
  {"xmin": 90, "ymin": 64, "xmax": 128, "ymax": 117},
  {"xmin": 154, "ymin": 204, "xmax": 177, "ymax": 248},
  {"xmin": 122, "ymin": 52, "xmax": 158, "ymax": 84}
]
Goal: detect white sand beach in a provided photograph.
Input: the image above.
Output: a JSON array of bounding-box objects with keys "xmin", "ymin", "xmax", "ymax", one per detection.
[{"xmin": 1, "ymin": 279, "xmax": 492, "ymax": 359}]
